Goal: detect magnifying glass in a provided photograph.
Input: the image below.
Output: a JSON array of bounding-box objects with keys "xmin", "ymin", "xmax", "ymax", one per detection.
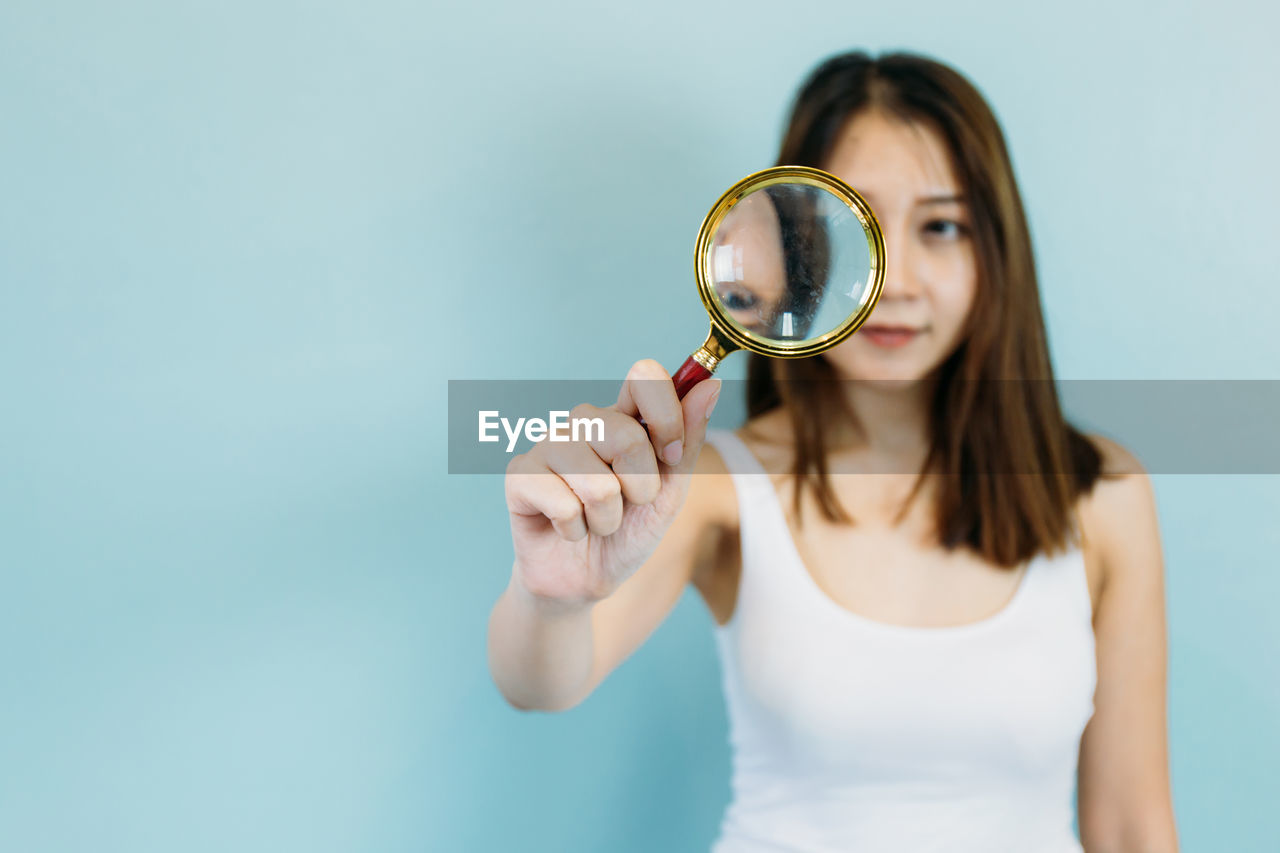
[{"xmin": 668, "ymin": 165, "xmax": 886, "ymax": 398}]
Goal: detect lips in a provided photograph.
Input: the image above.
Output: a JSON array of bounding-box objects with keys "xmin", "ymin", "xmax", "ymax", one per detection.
[
  {"xmin": 862, "ymin": 325, "xmax": 920, "ymax": 334},
  {"xmin": 860, "ymin": 324, "xmax": 921, "ymax": 348}
]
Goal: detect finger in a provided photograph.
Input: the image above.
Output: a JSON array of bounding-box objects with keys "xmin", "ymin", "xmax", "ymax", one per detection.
[
  {"xmin": 505, "ymin": 453, "xmax": 588, "ymax": 541},
  {"xmin": 668, "ymin": 377, "xmax": 722, "ymax": 477},
  {"xmin": 569, "ymin": 405, "xmax": 661, "ymax": 506},
  {"xmin": 616, "ymin": 359, "xmax": 685, "ymax": 466},
  {"xmin": 541, "ymin": 441, "xmax": 625, "ymax": 537}
]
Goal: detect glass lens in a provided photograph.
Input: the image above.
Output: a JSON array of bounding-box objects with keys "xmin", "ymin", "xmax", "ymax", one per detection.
[{"xmin": 706, "ymin": 181, "xmax": 874, "ymax": 346}]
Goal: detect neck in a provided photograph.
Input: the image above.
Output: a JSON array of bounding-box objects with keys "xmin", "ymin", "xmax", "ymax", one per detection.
[{"xmin": 831, "ymin": 376, "xmax": 936, "ymax": 469}]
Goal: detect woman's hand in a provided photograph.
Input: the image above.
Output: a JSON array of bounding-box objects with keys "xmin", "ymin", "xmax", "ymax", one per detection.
[{"xmin": 503, "ymin": 359, "xmax": 721, "ymax": 612}]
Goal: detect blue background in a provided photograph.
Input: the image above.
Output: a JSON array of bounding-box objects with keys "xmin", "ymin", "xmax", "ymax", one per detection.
[{"xmin": 1, "ymin": 1, "xmax": 1277, "ymax": 850}]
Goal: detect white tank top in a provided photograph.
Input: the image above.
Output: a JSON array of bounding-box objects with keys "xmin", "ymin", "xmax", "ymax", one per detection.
[{"xmin": 704, "ymin": 429, "xmax": 1097, "ymax": 853}]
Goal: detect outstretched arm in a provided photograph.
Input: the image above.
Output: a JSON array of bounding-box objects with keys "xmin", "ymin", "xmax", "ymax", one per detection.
[{"xmin": 1077, "ymin": 437, "xmax": 1178, "ymax": 852}]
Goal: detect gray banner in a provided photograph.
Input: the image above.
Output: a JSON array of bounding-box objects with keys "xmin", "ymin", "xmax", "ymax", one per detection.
[{"xmin": 448, "ymin": 379, "xmax": 1280, "ymax": 474}]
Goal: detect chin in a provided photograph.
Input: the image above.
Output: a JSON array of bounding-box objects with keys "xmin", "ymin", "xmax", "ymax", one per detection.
[{"xmin": 826, "ymin": 358, "xmax": 931, "ymax": 385}]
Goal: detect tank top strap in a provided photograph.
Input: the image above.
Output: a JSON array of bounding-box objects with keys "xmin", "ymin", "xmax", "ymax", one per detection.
[
  {"xmin": 704, "ymin": 428, "xmax": 802, "ymax": 612},
  {"xmin": 704, "ymin": 429, "xmax": 770, "ymax": 476},
  {"xmin": 703, "ymin": 429, "xmax": 778, "ymax": 525}
]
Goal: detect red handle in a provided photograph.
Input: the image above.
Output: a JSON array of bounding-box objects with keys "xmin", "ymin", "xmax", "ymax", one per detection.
[
  {"xmin": 636, "ymin": 354, "xmax": 714, "ymax": 427},
  {"xmin": 671, "ymin": 355, "xmax": 712, "ymax": 400}
]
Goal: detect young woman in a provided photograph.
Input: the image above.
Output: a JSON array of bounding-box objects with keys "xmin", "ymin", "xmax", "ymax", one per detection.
[{"xmin": 489, "ymin": 51, "xmax": 1178, "ymax": 852}]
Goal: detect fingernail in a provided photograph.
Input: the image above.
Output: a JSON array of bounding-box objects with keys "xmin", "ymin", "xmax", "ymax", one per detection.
[
  {"xmin": 663, "ymin": 440, "xmax": 683, "ymax": 465},
  {"xmin": 704, "ymin": 380, "xmax": 722, "ymax": 421}
]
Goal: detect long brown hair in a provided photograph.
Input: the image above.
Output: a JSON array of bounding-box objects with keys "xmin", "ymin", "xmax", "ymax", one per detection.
[{"xmin": 746, "ymin": 51, "xmax": 1105, "ymax": 568}]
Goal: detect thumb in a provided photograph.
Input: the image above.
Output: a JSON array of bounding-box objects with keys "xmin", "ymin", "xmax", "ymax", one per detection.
[{"xmin": 668, "ymin": 377, "xmax": 722, "ymax": 477}]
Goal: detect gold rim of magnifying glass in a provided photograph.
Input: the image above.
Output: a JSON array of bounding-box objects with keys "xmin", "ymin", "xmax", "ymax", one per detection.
[{"xmin": 693, "ymin": 165, "xmax": 886, "ymax": 360}]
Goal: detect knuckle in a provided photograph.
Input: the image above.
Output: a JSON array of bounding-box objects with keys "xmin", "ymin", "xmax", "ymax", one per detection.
[
  {"xmin": 579, "ymin": 476, "xmax": 622, "ymax": 506},
  {"xmin": 628, "ymin": 358, "xmax": 667, "ymax": 382},
  {"xmin": 522, "ymin": 440, "xmax": 550, "ymax": 464},
  {"xmin": 545, "ymin": 497, "xmax": 582, "ymax": 525},
  {"xmin": 569, "ymin": 402, "xmax": 599, "ymax": 424},
  {"xmin": 505, "ymin": 453, "xmax": 526, "ymax": 476},
  {"xmin": 614, "ymin": 419, "xmax": 651, "ymax": 455}
]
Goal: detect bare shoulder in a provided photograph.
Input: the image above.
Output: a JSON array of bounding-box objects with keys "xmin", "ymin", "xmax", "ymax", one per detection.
[
  {"xmin": 1079, "ymin": 432, "xmax": 1156, "ymax": 522},
  {"xmin": 1087, "ymin": 432, "xmax": 1148, "ymax": 477},
  {"xmin": 1076, "ymin": 433, "xmax": 1163, "ymax": 601},
  {"xmin": 684, "ymin": 430, "xmax": 739, "ymax": 532}
]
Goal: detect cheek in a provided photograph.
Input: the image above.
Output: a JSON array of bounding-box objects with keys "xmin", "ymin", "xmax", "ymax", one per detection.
[
  {"xmin": 938, "ymin": 277, "xmax": 977, "ymax": 337},
  {"xmin": 919, "ymin": 251, "xmax": 977, "ymax": 334}
]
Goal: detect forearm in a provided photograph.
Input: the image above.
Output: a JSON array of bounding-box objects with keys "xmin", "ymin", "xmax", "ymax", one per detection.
[
  {"xmin": 487, "ymin": 571, "xmax": 596, "ymax": 712},
  {"xmin": 1079, "ymin": 790, "xmax": 1179, "ymax": 853}
]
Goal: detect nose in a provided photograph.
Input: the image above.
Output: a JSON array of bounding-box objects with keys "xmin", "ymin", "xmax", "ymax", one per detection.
[{"xmin": 876, "ymin": 224, "xmax": 921, "ymax": 302}]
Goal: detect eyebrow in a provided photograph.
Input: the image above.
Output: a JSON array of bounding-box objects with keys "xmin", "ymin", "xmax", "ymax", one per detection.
[{"xmin": 858, "ymin": 191, "xmax": 967, "ymax": 207}]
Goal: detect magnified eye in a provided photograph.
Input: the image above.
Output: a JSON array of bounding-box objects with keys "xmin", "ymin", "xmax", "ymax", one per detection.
[{"xmin": 720, "ymin": 285, "xmax": 759, "ymax": 311}]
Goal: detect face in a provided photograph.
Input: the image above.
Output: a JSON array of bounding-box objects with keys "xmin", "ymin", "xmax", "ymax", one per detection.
[
  {"xmin": 821, "ymin": 109, "xmax": 977, "ymax": 383},
  {"xmin": 711, "ymin": 190, "xmax": 787, "ymax": 336}
]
